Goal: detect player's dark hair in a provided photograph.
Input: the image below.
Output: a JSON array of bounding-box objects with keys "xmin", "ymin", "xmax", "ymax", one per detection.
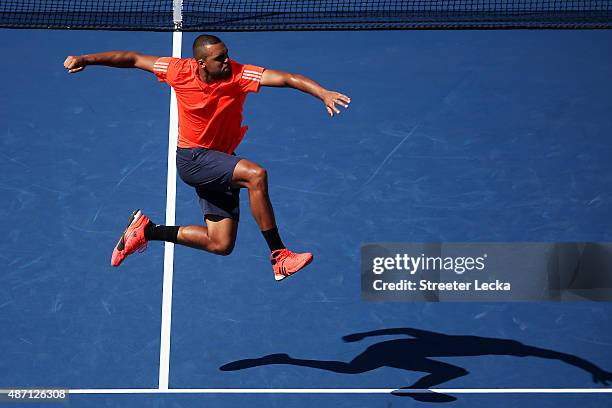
[{"xmin": 192, "ymin": 34, "xmax": 223, "ymax": 59}]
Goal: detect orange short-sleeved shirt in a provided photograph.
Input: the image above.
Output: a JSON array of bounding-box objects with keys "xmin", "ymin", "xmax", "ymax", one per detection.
[{"xmin": 153, "ymin": 57, "xmax": 264, "ymax": 153}]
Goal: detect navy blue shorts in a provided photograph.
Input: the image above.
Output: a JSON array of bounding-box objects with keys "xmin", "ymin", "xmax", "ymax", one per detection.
[{"xmin": 176, "ymin": 147, "xmax": 242, "ymax": 220}]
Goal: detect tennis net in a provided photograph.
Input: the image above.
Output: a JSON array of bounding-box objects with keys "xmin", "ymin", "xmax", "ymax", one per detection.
[{"xmin": 1, "ymin": 0, "xmax": 611, "ymax": 30}]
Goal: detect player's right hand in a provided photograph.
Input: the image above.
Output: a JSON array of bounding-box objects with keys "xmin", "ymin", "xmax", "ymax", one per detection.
[{"xmin": 63, "ymin": 55, "xmax": 87, "ymax": 73}]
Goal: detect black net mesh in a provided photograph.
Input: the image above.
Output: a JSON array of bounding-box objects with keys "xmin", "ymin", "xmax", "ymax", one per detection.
[{"xmin": 1, "ymin": 0, "xmax": 611, "ymax": 30}]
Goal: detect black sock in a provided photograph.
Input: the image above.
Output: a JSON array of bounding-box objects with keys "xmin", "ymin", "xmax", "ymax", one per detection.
[
  {"xmin": 144, "ymin": 221, "xmax": 180, "ymax": 243},
  {"xmin": 262, "ymin": 227, "xmax": 285, "ymax": 252}
]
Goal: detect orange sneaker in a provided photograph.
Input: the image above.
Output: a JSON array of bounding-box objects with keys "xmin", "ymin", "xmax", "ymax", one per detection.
[
  {"xmin": 270, "ymin": 248, "xmax": 313, "ymax": 281},
  {"xmin": 111, "ymin": 209, "xmax": 150, "ymax": 267}
]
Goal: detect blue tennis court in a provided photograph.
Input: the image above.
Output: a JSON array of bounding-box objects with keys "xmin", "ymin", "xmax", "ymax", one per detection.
[{"xmin": 1, "ymin": 11, "xmax": 612, "ymax": 407}]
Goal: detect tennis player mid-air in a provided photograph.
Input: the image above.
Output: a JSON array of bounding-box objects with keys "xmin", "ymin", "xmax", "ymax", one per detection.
[{"xmin": 64, "ymin": 34, "xmax": 350, "ymax": 281}]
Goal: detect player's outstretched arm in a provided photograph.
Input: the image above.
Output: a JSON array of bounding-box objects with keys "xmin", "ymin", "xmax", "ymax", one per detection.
[
  {"xmin": 63, "ymin": 51, "xmax": 160, "ymax": 74},
  {"xmin": 260, "ymin": 69, "xmax": 351, "ymax": 117}
]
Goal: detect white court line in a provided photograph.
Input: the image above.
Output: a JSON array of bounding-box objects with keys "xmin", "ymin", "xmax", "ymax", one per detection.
[
  {"xmin": 55, "ymin": 388, "xmax": 612, "ymax": 394},
  {"xmin": 158, "ymin": 30, "xmax": 182, "ymax": 391}
]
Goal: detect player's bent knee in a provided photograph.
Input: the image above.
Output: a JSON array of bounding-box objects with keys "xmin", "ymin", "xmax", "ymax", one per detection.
[
  {"xmin": 211, "ymin": 241, "xmax": 235, "ymax": 256},
  {"xmin": 248, "ymin": 166, "xmax": 268, "ymax": 189}
]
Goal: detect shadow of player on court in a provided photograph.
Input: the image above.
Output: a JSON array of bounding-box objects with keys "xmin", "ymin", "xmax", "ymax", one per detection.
[{"xmin": 220, "ymin": 327, "xmax": 612, "ymax": 403}]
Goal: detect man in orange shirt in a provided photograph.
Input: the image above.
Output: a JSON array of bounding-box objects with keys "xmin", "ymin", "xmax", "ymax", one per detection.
[{"xmin": 64, "ymin": 35, "xmax": 350, "ymax": 281}]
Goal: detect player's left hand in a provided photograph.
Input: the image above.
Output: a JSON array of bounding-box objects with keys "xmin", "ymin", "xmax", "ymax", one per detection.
[
  {"xmin": 63, "ymin": 55, "xmax": 87, "ymax": 73},
  {"xmin": 322, "ymin": 91, "xmax": 350, "ymax": 117}
]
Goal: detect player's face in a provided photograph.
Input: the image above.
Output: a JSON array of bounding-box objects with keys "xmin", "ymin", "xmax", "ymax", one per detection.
[{"xmin": 201, "ymin": 43, "xmax": 231, "ymax": 80}]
